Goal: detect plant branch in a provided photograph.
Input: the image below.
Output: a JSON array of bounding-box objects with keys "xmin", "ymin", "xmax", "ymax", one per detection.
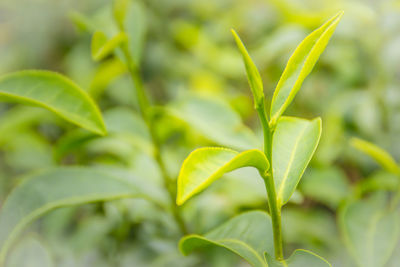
[
  {"xmin": 119, "ymin": 41, "xmax": 188, "ymax": 235},
  {"xmin": 256, "ymin": 102, "xmax": 284, "ymax": 260}
]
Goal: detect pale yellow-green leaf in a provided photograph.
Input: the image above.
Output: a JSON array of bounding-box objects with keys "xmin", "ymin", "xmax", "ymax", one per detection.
[
  {"xmin": 350, "ymin": 138, "xmax": 400, "ymax": 175},
  {"xmin": 270, "ymin": 11, "xmax": 343, "ymax": 125},
  {"xmin": 91, "ymin": 31, "xmax": 127, "ymax": 61},
  {"xmin": 273, "ymin": 117, "xmax": 322, "ymax": 206},
  {"xmin": 0, "ymin": 70, "xmax": 106, "ymax": 135},
  {"xmin": 232, "ymin": 29, "xmax": 264, "ymax": 109},
  {"xmin": 177, "ymin": 148, "xmax": 269, "ymax": 205}
]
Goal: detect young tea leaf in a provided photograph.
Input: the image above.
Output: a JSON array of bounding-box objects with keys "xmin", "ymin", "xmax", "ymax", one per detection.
[
  {"xmin": 273, "ymin": 117, "xmax": 322, "ymax": 206},
  {"xmin": 350, "ymin": 137, "xmax": 400, "ymax": 175},
  {"xmin": 0, "ymin": 167, "xmax": 142, "ymax": 263},
  {"xmin": 231, "ymin": 29, "xmax": 265, "ymax": 109},
  {"xmin": 265, "ymin": 249, "xmax": 331, "ymax": 267},
  {"xmin": 176, "ymin": 148, "xmax": 269, "ymax": 205},
  {"xmin": 270, "ymin": 11, "xmax": 343, "ymax": 125},
  {"xmin": 339, "ymin": 192, "xmax": 400, "ymax": 267},
  {"xmin": 91, "ymin": 31, "xmax": 128, "ymax": 62},
  {"xmin": 180, "ymin": 211, "xmax": 273, "ymax": 267},
  {"xmin": 0, "ymin": 70, "xmax": 106, "ymax": 135}
]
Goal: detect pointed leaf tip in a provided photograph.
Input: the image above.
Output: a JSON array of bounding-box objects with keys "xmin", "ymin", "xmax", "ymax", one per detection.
[
  {"xmin": 176, "ymin": 147, "xmax": 269, "ymax": 205},
  {"xmin": 270, "ymin": 11, "xmax": 343, "ymax": 125},
  {"xmin": 231, "ymin": 29, "xmax": 265, "ymax": 109}
]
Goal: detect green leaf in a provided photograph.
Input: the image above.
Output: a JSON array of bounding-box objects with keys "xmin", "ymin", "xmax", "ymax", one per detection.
[
  {"xmin": 113, "ymin": 0, "xmax": 131, "ymax": 29},
  {"xmin": 0, "ymin": 167, "xmax": 142, "ymax": 263},
  {"xmin": 91, "ymin": 31, "xmax": 128, "ymax": 62},
  {"xmin": 231, "ymin": 29, "xmax": 265, "ymax": 109},
  {"xmin": 273, "ymin": 117, "xmax": 322, "ymax": 206},
  {"xmin": 0, "ymin": 70, "xmax": 106, "ymax": 135},
  {"xmin": 300, "ymin": 167, "xmax": 350, "ymax": 209},
  {"xmin": 176, "ymin": 148, "xmax": 269, "ymax": 205},
  {"xmin": 265, "ymin": 249, "xmax": 331, "ymax": 267},
  {"xmin": 350, "ymin": 138, "xmax": 400, "ymax": 175},
  {"xmin": 270, "ymin": 11, "xmax": 343, "ymax": 125},
  {"xmin": 179, "ymin": 211, "xmax": 273, "ymax": 267},
  {"xmin": 339, "ymin": 192, "xmax": 400, "ymax": 267},
  {"xmin": 6, "ymin": 236, "xmax": 53, "ymax": 267},
  {"xmin": 168, "ymin": 94, "xmax": 259, "ymax": 150}
]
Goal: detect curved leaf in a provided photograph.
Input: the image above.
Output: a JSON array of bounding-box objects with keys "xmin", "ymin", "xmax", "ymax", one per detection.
[
  {"xmin": 270, "ymin": 11, "xmax": 343, "ymax": 125},
  {"xmin": 91, "ymin": 31, "xmax": 127, "ymax": 61},
  {"xmin": 350, "ymin": 138, "xmax": 400, "ymax": 175},
  {"xmin": 231, "ymin": 29, "xmax": 264, "ymax": 108},
  {"xmin": 0, "ymin": 70, "xmax": 106, "ymax": 135},
  {"xmin": 273, "ymin": 117, "xmax": 321, "ymax": 206},
  {"xmin": 0, "ymin": 167, "xmax": 142, "ymax": 263},
  {"xmin": 177, "ymin": 148, "xmax": 269, "ymax": 205},
  {"xmin": 180, "ymin": 211, "xmax": 273, "ymax": 267},
  {"xmin": 265, "ymin": 249, "xmax": 331, "ymax": 267},
  {"xmin": 339, "ymin": 192, "xmax": 400, "ymax": 267}
]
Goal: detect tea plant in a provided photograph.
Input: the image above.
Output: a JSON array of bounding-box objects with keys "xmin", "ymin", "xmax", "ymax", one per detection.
[{"xmin": 176, "ymin": 11, "xmax": 343, "ymax": 266}]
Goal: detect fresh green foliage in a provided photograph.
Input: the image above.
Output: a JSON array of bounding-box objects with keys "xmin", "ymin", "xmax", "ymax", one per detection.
[
  {"xmin": 265, "ymin": 249, "xmax": 331, "ymax": 267},
  {"xmin": 273, "ymin": 117, "xmax": 321, "ymax": 206},
  {"xmin": 339, "ymin": 193, "xmax": 400, "ymax": 267},
  {"xmin": 180, "ymin": 211, "xmax": 274, "ymax": 267},
  {"xmin": 177, "ymin": 148, "xmax": 269, "ymax": 205},
  {"xmin": 0, "ymin": 167, "xmax": 141, "ymax": 263},
  {"xmin": 351, "ymin": 137, "xmax": 400, "ymax": 175},
  {"xmin": 270, "ymin": 11, "xmax": 343, "ymax": 126},
  {"xmin": 91, "ymin": 31, "xmax": 128, "ymax": 62},
  {"xmin": 231, "ymin": 30, "xmax": 265, "ymax": 109},
  {"xmin": 177, "ymin": 11, "xmax": 341, "ymax": 266},
  {"xmin": 0, "ymin": 70, "xmax": 106, "ymax": 135}
]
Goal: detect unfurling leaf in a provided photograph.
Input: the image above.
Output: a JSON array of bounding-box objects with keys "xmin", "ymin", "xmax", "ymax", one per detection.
[
  {"xmin": 273, "ymin": 117, "xmax": 321, "ymax": 206},
  {"xmin": 176, "ymin": 148, "xmax": 269, "ymax": 205},
  {"xmin": 0, "ymin": 167, "xmax": 141, "ymax": 263},
  {"xmin": 265, "ymin": 249, "xmax": 331, "ymax": 267},
  {"xmin": 180, "ymin": 211, "xmax": 274, "ymax": 267},
  {"xmin": 270, "ymin": 11, "xmax": 343, "ymax": 125},
  {"xmin": 350, "ymin": 138, "xmax": 400, "ymax": 175},
  {"xmin": 0, "ymin": 70, "xmax": 106, "ymax": 135},
  {"xmin": 91, "ymin": 31, "xmax": 128, "ymax": 61},
  {"xmin": 231, "ymin": 29, "xmax": 265, "ymax": 109}
]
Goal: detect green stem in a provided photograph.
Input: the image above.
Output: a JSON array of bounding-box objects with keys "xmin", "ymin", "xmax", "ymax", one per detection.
[
  {"xmin": 120, "ymin": 43, "xmax": 188, "ymax": 235},
  {"xmin": 256, "ymin": 103, "xmax": 284, "ymax": 261}
]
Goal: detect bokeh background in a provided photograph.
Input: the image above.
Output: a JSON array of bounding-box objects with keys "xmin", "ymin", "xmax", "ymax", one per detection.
[{"xmin": 1, "ymin": 0, "xmax": 400, "ymax": 266}]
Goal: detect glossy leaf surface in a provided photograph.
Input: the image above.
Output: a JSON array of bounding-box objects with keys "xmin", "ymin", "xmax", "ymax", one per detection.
[
  {"xmin": 351, "ymin": 138, "xmax": 400, "ymax": 175},
  {"xmin": 180, "ymin": 211, "xmax": 273, "ymax": 267},
  {"xmin": 265, "ymin": 249, "xmax": 331, "ymax": 267},
  {"xmin": 339, "ymin": 192, "xmax": 400, "ymax": 267},
  {"xmin": 0, "ymin": 70, "xmax": 106, "ymax": 135},
  {"xmin": 177, "ymin": 148, "xmax": 269, "ymax": 205},
  {"xmin": 231, "ymin": 29, "xmax": 264, "ymax": 108},
  {"xmin": 270, "ymin": 11, "xmax": 343, "ymax": 124},
  {"xmin": 91, "ymin": 31, "xmax": 127, "ymax": 61},
  {"xmin": 273, "ymin": 117, "xmax": 322, "ymax": 206},
  {"xmin": 0, "ymin": 167, "xmax": 141, "ymax": 262}
]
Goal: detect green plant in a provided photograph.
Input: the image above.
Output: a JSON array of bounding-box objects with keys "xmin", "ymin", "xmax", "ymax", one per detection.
[
  {"xmin": 337, "ymin": 138, "xmax": 400, "ymax": 267},
  {"xmin": 176, "ymin": 11, "xmax": 343, "ymax": 266}
]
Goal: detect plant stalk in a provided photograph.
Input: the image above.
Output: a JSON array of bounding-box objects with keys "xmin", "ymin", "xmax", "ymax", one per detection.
[
  {"xmin": 256, "ymin": 103, "xmax": 284, "ymax": 261},
  {"xmin": 120, "ymin": 44, "xmax": 188, "ymax": 235}
]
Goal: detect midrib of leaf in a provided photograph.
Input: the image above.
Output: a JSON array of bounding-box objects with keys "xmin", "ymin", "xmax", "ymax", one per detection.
[
  {"xmin": 276, "ymin": 124, "xmax": 308, "ymax": 205},
  {"xmin": 217, "ymin": 238, "xmax": 268, "ymax": 267},
  {"xmin": 271, "ymin": 13, "xmax": 342, "ymax": 123}
]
